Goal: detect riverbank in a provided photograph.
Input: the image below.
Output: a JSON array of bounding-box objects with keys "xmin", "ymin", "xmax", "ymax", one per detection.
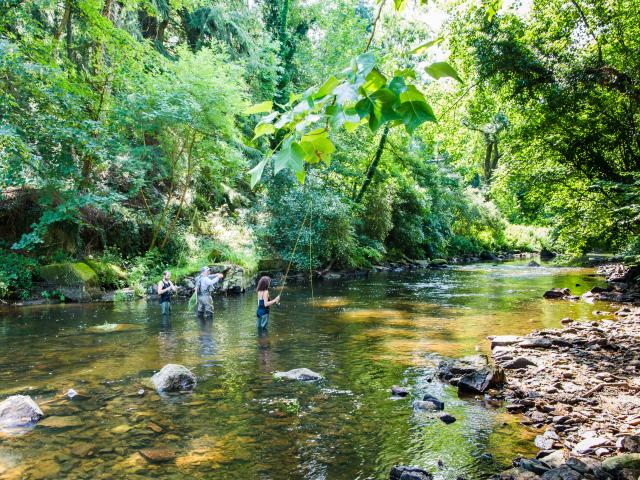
[
  {"xmin": 8, "ymin": 251, "xmax": 538, "ymax": 307},
  {"xmin": 486, "ymin": 264, "xmax": 640, "ymax": 479}
]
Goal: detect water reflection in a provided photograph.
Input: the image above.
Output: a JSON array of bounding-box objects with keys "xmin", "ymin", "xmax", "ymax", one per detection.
[{"xmin": 0, "ymin": 261, "xmax": 607, "ymax": 479}]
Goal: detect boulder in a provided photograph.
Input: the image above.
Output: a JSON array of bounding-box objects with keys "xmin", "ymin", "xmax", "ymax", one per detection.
[
  {"xmin": 519, "ymin": 337, "xmax": 553, "ymax": 349},
  {"xmin": 573, "ymin": 437, "xmax": 609, "ymax": 454},
  {"xmin": 490, "ymin": 336, "xmax": 521, "ymax": 348},
  {"xmin": 151, "ymin": 364, "xmax": 197, "ymax": 393},
  {"xmin": 601, "ymin": 454, "xmax": 640, "ymax": 475},
  {"xmin": 620, "ymin": 435, "xmax": 640, "ymax": 453},
  {"xmin": 538, "ymin": 451, "xmax": 567, "ymax": 469},
  {"xmin": 0, "ymin": 395, "xmax": 44, "ymax": 428},
  {"xmin": 544, "ymin": 289, "xmax": 571, "ymax": 299},
  {"xmin": 528, "ymin": 261, "xmax": 541, "ymax": 267},
  {"xmin": 503, "ymin": 357, "xmax": 537, "ymax": 369},
  {"xmin": 39, "ymin": 262, "xmax": 98, "ymax": 286},
  {"xmin": 429, "ymin": 259, "xmax": 448, "ymax": 267},
  {"xmin": 494, "ymin": 467, "xmax": 540, "ymax": 479},
  {"xmin": 540, "ymin": 466, "xmax": 582, "ymax": 480},
  {"xmin": 413, "ymin": 401, "xmax": 439, "ymax": 412},
  {"xmin": 437, "ymin": 413, "xmax": 456, "ymax": 424},
  {"xmin": 274, "ymin": 368, "xmax": 323, "ymax": 381},
  {"xmin": 389, "ymin": 465, "xmax": 433, "ymax": 480},
  {"xmin": 391, "ymin": 386, "xmax": 409, "ymax": 397},
  {"xmin": 457, "ymin": 367, "xmax": 505, "ymax": 394},
  {"xmin": 519, "ymin": 458, "xmax": 551, "ymax": 475},
  {"xmin": 421, "ymin": 395, "xmax": 444, "ymax": 410},
  {"xmin": 437, "ymin": 355, "xmax": 488, "ymax": 380}
]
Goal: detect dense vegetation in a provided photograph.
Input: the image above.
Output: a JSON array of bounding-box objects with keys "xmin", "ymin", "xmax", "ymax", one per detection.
[{"xmin": 0, "ymin": 0, "xmax": 637, "ymax": 299}]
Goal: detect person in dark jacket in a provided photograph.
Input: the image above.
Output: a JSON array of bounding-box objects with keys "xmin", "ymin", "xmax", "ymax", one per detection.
[{"xmin": 158, "ymin": 271, "xmax": 177, "ymax": 315}]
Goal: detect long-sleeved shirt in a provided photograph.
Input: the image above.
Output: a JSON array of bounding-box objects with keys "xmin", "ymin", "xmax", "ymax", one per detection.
[{"xmin": 197, "ymin": 275, "xmax": 221, "ymax": 295}]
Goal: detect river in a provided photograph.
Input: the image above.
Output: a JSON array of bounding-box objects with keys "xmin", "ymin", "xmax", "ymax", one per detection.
[{"xmin": 0, "ymin": 260, "xmax": 610, "ymax": 479}]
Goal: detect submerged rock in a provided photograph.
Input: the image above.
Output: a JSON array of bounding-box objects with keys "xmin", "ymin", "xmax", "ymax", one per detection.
[
  {"xmin": 528, "ymin": 261, "xmax": 541, "ymax": 267},
  {"xmin": 390, "ymin": 465, "xmax": 433, "ymax": 480},
  {"xmin": 274, "ymin": 368, "xmax": 323, "ymax": 381},
  {"xmin": 457, "ymin": 367, "xmax": 505, "ymax": 394},
  {"xmin": 413, "ymin": 400, "xmax": 439, "ymax": 412},
  {"xmin": 38, "ymin": 416, "xmax": 83, "ymax": 429},
  {"xmin": 151, "ymin": 364, "xmax": 197, "ymax": 392},
  {"xmin": 0, "ymin": 395, "xmax": 44, "ymax": 429},
  {"xmin": 543, "ymin": 288, "xmax": 572, "ymax": 299},
  {"xmin": 139, "ymin": 447, "xmax": 176, "ymax": 463}
]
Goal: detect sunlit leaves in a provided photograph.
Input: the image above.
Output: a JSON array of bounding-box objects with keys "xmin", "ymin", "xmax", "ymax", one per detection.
[
  {"xmin": 409, "ymin": 37, "xmax": 443, "ymax": 55},
  {"xmin": 245, "ymin": 101, "xmax": 272, "ymax": 114},
  {"xmin": 249, "ymin": 157, "xmax": 269, "ymax": 188},
  {"xmin": 248, "ymin": 52, "xmax": 449, "ymax": 187},
  {"xmin": 486, "ymin": 0, "xmax": 502, "ymax": 22},
  {"xmin": 396, "ymin": 85, "xmax": 437, "ymax": 133},
  {"xmin": 425, "ymin": 62, "xmax": 463, "ymax": 83},
  {"xmin": 274, "ymin": 141, "xmax": 305, "ymax": 173}
]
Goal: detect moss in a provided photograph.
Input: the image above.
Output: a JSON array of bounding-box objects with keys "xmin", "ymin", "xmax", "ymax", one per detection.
[
  {"xmin": 39, "ymin": 262, "xmax": 98, "ymax": 286},
  {"xmin": 85, "ymin": 260, "xmax": 127, "ymax": 288},
  {"xmin": 430, "ymin": 258, "xmax": 448, "ymax": 266}
]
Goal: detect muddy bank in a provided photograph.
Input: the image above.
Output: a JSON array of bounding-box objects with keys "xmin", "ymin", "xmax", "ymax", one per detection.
[{"xmin": 489, "ymin": 306, "xmax": 640, "ymax": 478}]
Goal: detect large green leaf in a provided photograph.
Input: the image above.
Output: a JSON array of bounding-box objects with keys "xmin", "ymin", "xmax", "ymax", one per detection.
[
  {"xmin": 356, "ymin": 87, "xmax": 400, "ymax": 132},
  {"xmin": 314, "ymin": 76, "xmax": 340, "ymax": 99},
  {"xmin": 389, "ymin": 76, "xmax": 408, "ymax": 96},
  {"xmin": 425, "ymin": 62, "xmax": 463, "ymax": 83},
  {"xmin": 354, "ymin": 53, "xmax": 376, "ymax": 79},
  {"xmin": 249, "ymin": 158, "xmax": 268, "ymax": 188},
  {"xmin": 410, "ymin": 37, "xmax": 443, "ymax": 55},
  {"xmin": 244, "ymin": 101, "xmax": 272, "ymax": 115},
  {"xmin": 360, "ymin": 68, "xmax": 386, "ymax": 95},
  {"xmin": 273, "ymin": 142, "xmax": 306, "ymax": 174},
  {"xmin": 397, "ymin": 85, "xmax": 437, "ymax": 133},
  {"xmin": 252, "ymin": 123, "xmax": 276, "ymax": 140},
  {"xmin": 301, "ymin": 129, "xmax": 335, "ymax": 165}
]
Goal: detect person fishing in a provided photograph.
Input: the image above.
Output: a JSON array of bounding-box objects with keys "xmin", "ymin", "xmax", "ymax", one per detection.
[
  {"xmin": 256, "ymin": 276, "xmax": 280, "ymax": 331},
  {"xmin": 195, "ymin": 266, "xmax": 224, "ymax": 318},
  {"xmin": 157, "ymin": 270, "xmax": 178, "ymax": 315}
]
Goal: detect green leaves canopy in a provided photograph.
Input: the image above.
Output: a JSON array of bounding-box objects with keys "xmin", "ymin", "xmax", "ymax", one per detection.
[{"xmin": 245, "ymin": 53, "xmax": 462, "ymax": 187}]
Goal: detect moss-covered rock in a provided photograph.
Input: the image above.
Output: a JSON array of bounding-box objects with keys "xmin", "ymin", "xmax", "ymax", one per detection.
[
  {"xmin": 84, "ymin": 260, "xmax": 127, "ymax": 288},
  {"xmin": 39, "ymin": 262, "xmax": 98, "ymax": 287},
  {"xmin": 430, "ymin": 258, "xmax": 448, "ymax": 266}
]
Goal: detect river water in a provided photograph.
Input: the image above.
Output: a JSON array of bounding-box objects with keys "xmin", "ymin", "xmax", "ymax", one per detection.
[{"xmin": 0, "ymin": 261, "xmax": 610, "ymax": 479}]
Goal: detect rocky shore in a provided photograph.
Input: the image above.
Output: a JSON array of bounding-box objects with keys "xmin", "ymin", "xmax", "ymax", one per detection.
[{"xmin": 485, "ymin": 263, "xmax": 640, "ymax": 480}]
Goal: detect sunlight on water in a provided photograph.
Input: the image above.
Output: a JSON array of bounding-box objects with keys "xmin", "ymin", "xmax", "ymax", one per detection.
[{"xmin": 0, "ymin": 260, "xmax": 608, "ymax": 479}]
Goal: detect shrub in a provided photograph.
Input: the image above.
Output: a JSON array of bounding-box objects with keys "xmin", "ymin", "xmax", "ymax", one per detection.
[{"xmin": 0, "ymin": 250, "xmax": 38, "ymax": 299}]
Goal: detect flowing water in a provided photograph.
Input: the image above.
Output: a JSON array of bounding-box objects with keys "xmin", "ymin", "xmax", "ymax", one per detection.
[{"xmin": 0, "ymin": 260, "xmax": 611, "ymax": 480}]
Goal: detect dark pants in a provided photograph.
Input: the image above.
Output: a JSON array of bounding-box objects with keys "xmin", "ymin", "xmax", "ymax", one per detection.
[
  {"xmin": 160, "ymin": 301, "xmax": 171, "ymax": 315},
  {"xmin": 256, "ymin": 313, "xmax": 269, "ymax": 330}
]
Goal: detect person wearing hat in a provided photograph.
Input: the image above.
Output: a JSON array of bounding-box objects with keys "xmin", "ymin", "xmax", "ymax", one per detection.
[{"xmin": 195, "ymin": 266, "xmax": 224, "ymax": 318}]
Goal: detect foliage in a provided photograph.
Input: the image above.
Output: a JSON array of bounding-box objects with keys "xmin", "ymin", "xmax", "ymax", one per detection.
[{"xmin": 0, "ymin": 249, "xmax": 37, "ymax": 299}]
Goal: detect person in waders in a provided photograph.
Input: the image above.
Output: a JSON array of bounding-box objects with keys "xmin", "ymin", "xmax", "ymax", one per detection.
[
  {"xmin": 157, "ymin": 271, "xmax": 177, "ymax": 315},
  {"xmin": 256, "ymin": 276, "xmax": 280, "ymax": 331},
  {"xmin": 195, "ymin": 267, "xmax": 224, "ymax": 318}
]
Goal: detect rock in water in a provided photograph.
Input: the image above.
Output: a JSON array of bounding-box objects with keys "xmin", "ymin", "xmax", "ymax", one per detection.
[
  {"xmin": 413, "ymin": 400, "xmax": 439, "ymax": 411},
  {"xmin": 457, "ymin": 367, "xmax": 505, "ymax": 394},
  {"xmin": 274, "ymin": 368, "xmax": 323, "ymax": 381},
  {"xmin": 139, "ymin": 448, "xmax": 176, "ymax": 463},
  {"xmin": 391, "ymin": 386, "xmax": 409, "ymax": 397},
  {"xmin": 528, "ymin": 261, "xmax": 541, "ymax": 267},
  {"xmin": 151, "ymin": 364, "xmax": 197, "ymax": 393},
  {"xmin": 421, "ymin": 395, "xmax": 444, "ymax": 410},
  {"xmin": 438, "ymin": 413, "xmax": 456, "ymax": 424},
  {"xmin": 0, "ymin": 395, "xmax": 44, "ymax": 428},
  {"xmin": 390, "ymin": 465, "xmax": 433, "ymax": 480}
]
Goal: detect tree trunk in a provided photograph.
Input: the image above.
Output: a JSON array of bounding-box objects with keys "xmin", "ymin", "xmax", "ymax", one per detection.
[
  {"xmin": 483, "ymin": 141, "xmax": 493, "ymax": 183},
  {"xmin": 54, "ymin": 0, "xmax": 72, "ymax": 42},
  {"xmin": 355, "ymin": 124, "xmax": 389, "ymax": 203}
]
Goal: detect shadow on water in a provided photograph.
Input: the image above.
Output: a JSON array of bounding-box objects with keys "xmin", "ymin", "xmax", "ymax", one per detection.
[{"xmin": 0, "ymin": 260, "xmax": 609, "ymax": 479}]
